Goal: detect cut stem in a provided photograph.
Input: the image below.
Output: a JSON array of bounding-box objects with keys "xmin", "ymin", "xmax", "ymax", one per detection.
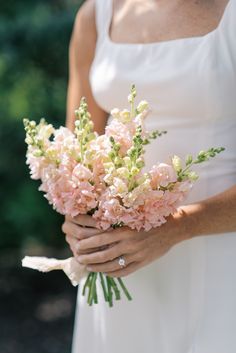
[
  {"xmin": 99, "ymin": 273, "xmax": 108, "ymax": 302},
  {"xmin": 106, "ymin": 276, "xmax": 113, "ymax": 307},
  {"xmin": 117, "ymin": 277, "xmax": 132, "ymax": 301}
]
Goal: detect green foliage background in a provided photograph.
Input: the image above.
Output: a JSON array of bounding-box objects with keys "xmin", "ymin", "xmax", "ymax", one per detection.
[{"xmin": 0, "ymin": 0, "xmax": 85, "ymax": 251}]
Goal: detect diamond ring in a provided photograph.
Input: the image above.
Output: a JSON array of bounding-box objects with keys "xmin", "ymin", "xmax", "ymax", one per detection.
[{"xmin": 118, "ymin": 256, "xmax": 126, "ymax": 268}]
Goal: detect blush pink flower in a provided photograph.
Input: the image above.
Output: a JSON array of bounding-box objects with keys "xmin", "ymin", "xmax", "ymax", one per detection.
[
  {"xmin": 149, "ymin": 163, "xmax": 178, "ymax": 188},
  {"xmin": 26, "ymin": 150, "xmax": 49, "ymax": 180},
  {"xmin": 105, "ymin": 120, "xmax": 133, "ymax": 155}
]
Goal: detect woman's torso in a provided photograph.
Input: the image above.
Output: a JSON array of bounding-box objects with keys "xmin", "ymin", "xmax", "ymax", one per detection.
[{"xmin": 73, "ymin": 1, "xmax": 236, "ymax": 352}]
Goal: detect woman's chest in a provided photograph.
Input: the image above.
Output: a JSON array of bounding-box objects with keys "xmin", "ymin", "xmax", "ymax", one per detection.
[
  {"xmin": 90, "ymin": 36, "xmax": 236, "ymax": 123},
  {"xmin": 110, "ymin": 0, "xmax": 229, "ymax": 44}
]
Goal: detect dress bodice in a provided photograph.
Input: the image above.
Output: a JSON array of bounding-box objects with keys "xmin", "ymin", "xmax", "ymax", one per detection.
[{"xmin": 89, "ymin": 0, "xmax": 236, "ymax": 203}]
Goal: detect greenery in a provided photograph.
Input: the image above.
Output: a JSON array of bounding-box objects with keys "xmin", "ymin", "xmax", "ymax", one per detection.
[{"xmin": 0, "ymin": 0, "xmax": 85, "ymax": 250}]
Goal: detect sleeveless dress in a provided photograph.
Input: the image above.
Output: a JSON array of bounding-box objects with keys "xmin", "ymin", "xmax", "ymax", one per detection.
[{"xmin": 72, "ymin": 1, "xmax": 236, "ymax": 352}]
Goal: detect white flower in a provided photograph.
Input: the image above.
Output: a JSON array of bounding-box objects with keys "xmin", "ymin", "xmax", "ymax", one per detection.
[
  {"xmin": 137, "ymin": 100, "xmax": 149, "ymax": 113},
  {"xmin": 119, "ymin": 109, "xmax": 131, "ymax": 123},
  {"xmin": 110, "ymin": 177, "xmax": 128, "ymax": 196},
  {"xmin": 172, "ymin": 155, "xmax": 182, "ymax": 172},
  {"xmin": 187, "ymin": 171, "xmax": 199, "ymax": 181},
  {"xmin": 116, "ymin": 167, "xmax": 130, "ymax": 179},
  {"xmin": 38, "ymin": 123, "xmax": 54, "ymax": 141},
  {"xmin": 110, "ymin": 108, "xmax": 120, "ymax": 119}
]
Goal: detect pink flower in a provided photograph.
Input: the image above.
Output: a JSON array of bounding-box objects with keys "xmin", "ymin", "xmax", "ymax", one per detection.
[
  {"xmin": 105, "ymin": 120, "xmax": 133, "ymax": 155},
  {"xmin": 26, "ymin": 150, "xmax": 49, "ymax": 180},
  {"xmin": 38, "ymin": 161, "xmax": 98, "ymax": 217},
  {"xmin": 149, "ymin": 163, "xmax": 178, "ymax": 188}
]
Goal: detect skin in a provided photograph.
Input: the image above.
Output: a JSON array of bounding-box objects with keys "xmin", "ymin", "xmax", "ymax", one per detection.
[{"xmin": 63, "ymin": 0, "xmax": 236, "ymax": 278}]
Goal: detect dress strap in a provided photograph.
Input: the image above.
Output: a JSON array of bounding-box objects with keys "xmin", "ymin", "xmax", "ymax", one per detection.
[
  {"xmin": 218, "ymin": 0, "xmax": 235, "ymax": 31},
  {"xmin": 218, "ymin": 0, "xmax": 236, "ymax": 56},
  {"xmin": 95, "ymin": 0, "xmax": 112, "ymax": 42}
]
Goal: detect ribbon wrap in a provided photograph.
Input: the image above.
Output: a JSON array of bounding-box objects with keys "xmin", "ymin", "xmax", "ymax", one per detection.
[{"xmin": 22, "ymin": 256, "xmax": 88, "ymax": 286}]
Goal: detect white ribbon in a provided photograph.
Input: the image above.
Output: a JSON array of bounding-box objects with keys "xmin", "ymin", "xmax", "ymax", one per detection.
[{"xmin": 22, "ymin": 256, "xmax": 88, "ymax": 286}]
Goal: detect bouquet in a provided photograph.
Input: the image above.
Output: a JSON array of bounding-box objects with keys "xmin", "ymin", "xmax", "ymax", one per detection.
[{"xmin": 22, "ymin": 85, "xmax": 224, "ymax": 307}]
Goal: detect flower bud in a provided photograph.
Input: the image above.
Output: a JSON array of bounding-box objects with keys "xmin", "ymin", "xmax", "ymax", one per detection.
[
  {"xmin": 86, "ymin": 132, "xmax": 96, "ymax": 142},
  {"xmin": 104, "ymin": 162, "xmax": 114, "ymax": 170},
  {"xmin": 108, "ymin": 151, "xmax": 116, "ymax": 160},
  {"xmin": 198, "ymin": 151, "xmax": 206, "ymax": 158},
  {"xmin": 123, "ymin": 156, "xmax": 131, "ymax": 167},
  {"xmin": 137, "ymin": 100, "xmax": 149, "ymax": 113},
  {"xmin": 136, "ymin": 160, "xmax": 144, "ymax": 169},
  {"xmin": 74, "ymin": 110, "xmax": 80, "ymax": 118},
  {"xmin": 187, "ymin": 171, "xmax": 199, "ymax": 181},
  {"xmin": 114, "ymin": 157, "xmax": 123, "ymax": 167},
  {"xmin": 131, "ymin": 167, "xmax": 139, "ymax": 175},
  {"xmin": 33, "ymin": 150, "xmax": 44, "ymax": 157},
  {"xmin": 25, "ymin": 136, "xmax": 33, "ymax": 145},
  {"xmin": 128, "ymin": 94, "xmax": 133, "ymax": 103},
  {"xmin": 117, "ymin": 167, "xmax": 129, "ymax": 178},
  {"xmin": 185, "ymin": 154, "xmax": 193, "ymax": 166},
  {"xmin": 76, "ymin": 130, "xmax": 83, "ymax": 139},
  {"xmin": 120, "ymin": 109, "xmax": 131, "ymax": 123},
  {"xmin": 110, "ymin": 108, "xmax": 120, "ymax": 119},
  {"xmin": 172, "ymin": 155, "xmax": 182, "ymax": 172},
  {"xmin": 30, "ymin": 121, "xmax": 36, "ymax": 128}
]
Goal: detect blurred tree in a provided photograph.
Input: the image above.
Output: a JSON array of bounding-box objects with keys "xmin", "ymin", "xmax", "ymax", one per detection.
[{"xmin": 0, "ymin": 0, "xmax": 85, "ymax": 250}]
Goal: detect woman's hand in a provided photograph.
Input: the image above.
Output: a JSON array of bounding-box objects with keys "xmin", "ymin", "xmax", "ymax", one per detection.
[
  {"xmin": 62, "ymin": 215, "xmax": 103, "ymax": 259},
  {"xmin": 75, "ymin": 212, "xmax": 187, "ymax": 278},
  {"xmin": 62, "ymin": 186, "xmax": 236, "ymax": 277}
]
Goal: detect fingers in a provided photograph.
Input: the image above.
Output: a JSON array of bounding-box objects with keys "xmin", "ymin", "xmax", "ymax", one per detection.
[
  {"xmin": 78, "ymin": 227, "xmax": 129, "ymax": 251},
  {"xmin": 66, "ymin": 214, "xmax": 97, "ymax": 228},
  {"xmin": 65, "ymin": 234, "xmax": 79, "ymax": 257},
  {"xmin": 77, "ymin": 242, "xmax": 125, "ymax": 265},
  {"xmin": 86, "ymin": 253, "xmax": 140, "ymax": 273},
  {"xmin": 62, "ymin": 220, "xmax": 102, "ymax": 240},
  {"xmin": 106, "ymin": 261, "xmax": 145, "ymax": 278}
]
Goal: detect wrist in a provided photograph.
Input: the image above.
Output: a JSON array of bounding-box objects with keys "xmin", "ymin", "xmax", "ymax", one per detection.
[{"xmin": 173, "ymin": 202, "xmax": 206, "ymax": 243}]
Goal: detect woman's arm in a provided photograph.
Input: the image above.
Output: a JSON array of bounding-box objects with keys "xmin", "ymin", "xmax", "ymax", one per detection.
[
  {"xmin": 66, "ymin": 0, "xmax": 108, "ymax": 133},
  {"xmin": 179, "ymin": 184, "xmax": 236, "ymax": 238},
  {"xmin": 71, "ymin": 185, "xmax": 236, "ymax": 277},
  {"xmin": 63, "ymin": 0, "xmax": 108, "ymax": 252}
]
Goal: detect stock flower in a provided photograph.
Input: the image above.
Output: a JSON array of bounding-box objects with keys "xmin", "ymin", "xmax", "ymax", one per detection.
[
  {"xmin": 149, "ymin": 163, "xmax": 178, "ymax": 188},
  {"xmin": 26, "ymin": 148, "xmax": 48, "ymax": 180},
  {"xmin": 23, "ymin": 87, "xmax": 224, "ymax": 307}
]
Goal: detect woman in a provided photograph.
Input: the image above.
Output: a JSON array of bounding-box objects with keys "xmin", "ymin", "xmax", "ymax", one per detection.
[{"xmin": 63, "ymin": 0, "xmax": 236, "ymax": 352}]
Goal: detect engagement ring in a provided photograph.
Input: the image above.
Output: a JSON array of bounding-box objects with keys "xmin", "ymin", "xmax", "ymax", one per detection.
[{"xmin": 118, "ymin": 256, "xmax": 126, "ymax": 268}]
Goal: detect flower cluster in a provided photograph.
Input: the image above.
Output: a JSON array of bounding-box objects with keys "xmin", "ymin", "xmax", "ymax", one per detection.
[{"xmin": 24, "ymin": 85, "xmax": 224, "ymax": 306}]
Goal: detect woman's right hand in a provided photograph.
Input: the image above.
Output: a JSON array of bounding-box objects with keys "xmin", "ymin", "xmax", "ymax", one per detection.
[{"xmin": 62, "ymin": 215, "xmax": 103, "ymax": 260}]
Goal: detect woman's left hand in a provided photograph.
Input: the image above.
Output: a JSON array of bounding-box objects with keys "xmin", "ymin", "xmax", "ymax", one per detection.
[{"xmin": 76, "ymin": 212, "xmax": 187, "ymax": 277}]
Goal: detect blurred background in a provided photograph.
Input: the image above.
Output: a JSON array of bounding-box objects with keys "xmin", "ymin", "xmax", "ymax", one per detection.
[{"xmin": 0, "ymin": 1, "xmax": 85, "ymax": 352}]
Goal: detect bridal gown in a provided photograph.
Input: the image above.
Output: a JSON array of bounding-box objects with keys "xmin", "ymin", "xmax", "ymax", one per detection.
[{"xmin": 72, "ymin": 0, "xmax": 236, "ymax": 352}]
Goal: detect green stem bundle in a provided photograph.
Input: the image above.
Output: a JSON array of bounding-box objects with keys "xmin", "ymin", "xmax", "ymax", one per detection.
[{"xmin": 82, "ymin": 272, "xmax": 132, "ymax": 307}]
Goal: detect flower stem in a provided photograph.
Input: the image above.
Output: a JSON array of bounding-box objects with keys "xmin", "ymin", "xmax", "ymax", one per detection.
[
  {"xmin": 88, "ymin": 272, "xmax": 97, "ymax": 305},
  {"xmin": 109, "ymin": 277, "xmax": 121, "ymax": 300},
  {"xmin": 82, "ymin": 272, "xmax": 92, "ymax": 296},
  {"xmin": 117, "ymin": 277, "xmax": 132, "ymax": 301},
  {"xmin": 82, "ymin": 273, "xmax": 132, "ymax": 306},
  {"xmin": 106, "ymin": 276, "xmax": 113, "ymax": 307},
  {"xmin": 99, "ymin": 273, "xmax": 108, "ymax": 302}
]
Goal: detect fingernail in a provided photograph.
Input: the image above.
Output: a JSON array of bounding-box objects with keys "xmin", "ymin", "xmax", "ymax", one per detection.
[{"xmin": 87, "ymin": 267, "xmax": 93, "ymax": 271}]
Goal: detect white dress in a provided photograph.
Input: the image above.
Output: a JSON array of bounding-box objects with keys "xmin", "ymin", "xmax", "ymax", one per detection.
[{"xmin": 72, "ymin": 1, "xmax": 236, "ymax": 352}]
